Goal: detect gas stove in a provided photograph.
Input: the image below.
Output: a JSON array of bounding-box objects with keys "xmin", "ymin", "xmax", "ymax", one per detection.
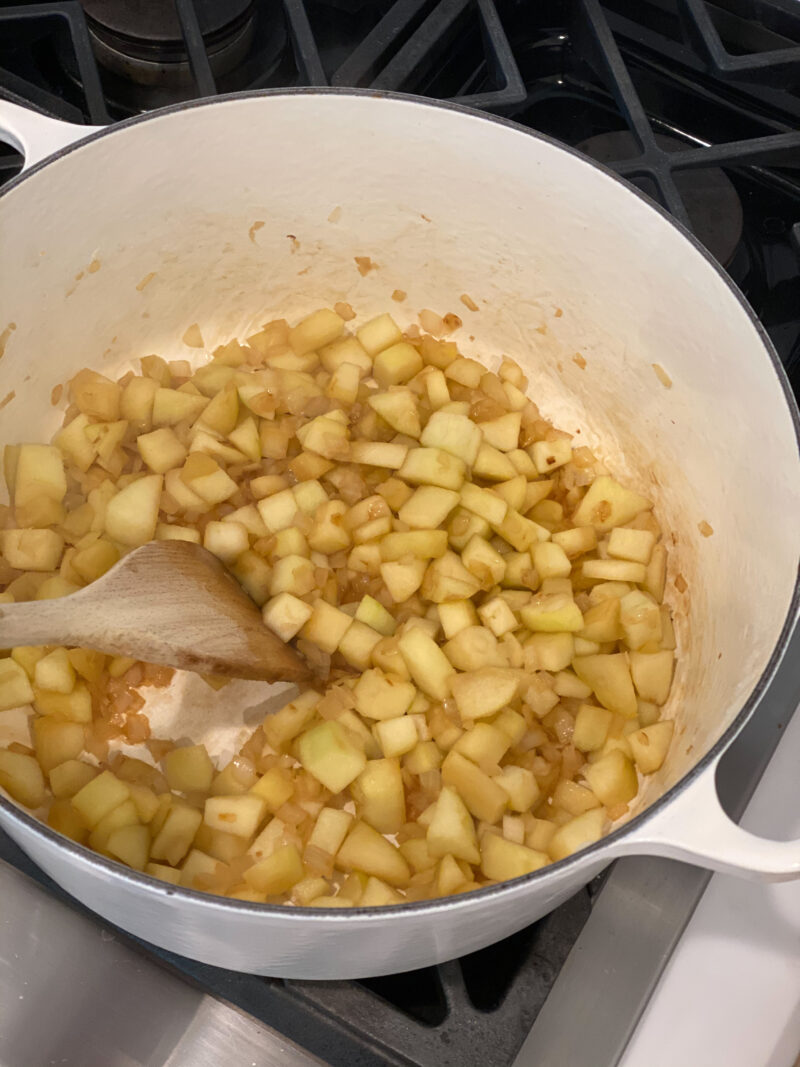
[{"xmin": 1, "ymin": 3, "xmax": 799, "ymax": 1066}]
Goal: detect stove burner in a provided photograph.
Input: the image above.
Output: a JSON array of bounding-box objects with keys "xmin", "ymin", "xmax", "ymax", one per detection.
[
  {"xmin": 80, "ymin": 0, "xmax": 256, "ymax": 104},
  {"xmin": 59, "ymin": 1, "xmax": 287, "ymax": 115},
  {"xmin": 576, "ymin": 131, "xmax": 744, "ymax": 268}
]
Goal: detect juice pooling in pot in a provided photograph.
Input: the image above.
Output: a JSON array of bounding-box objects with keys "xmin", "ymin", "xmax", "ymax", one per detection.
[{"xmin": 0, "ymin": 302, "xmax": 677, "ymax": 907}]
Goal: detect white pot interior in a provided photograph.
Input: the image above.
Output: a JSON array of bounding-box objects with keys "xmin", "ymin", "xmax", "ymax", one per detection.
[{"xmin": 0, "ymin": 92, "xmax": 798, "ymax": 827}]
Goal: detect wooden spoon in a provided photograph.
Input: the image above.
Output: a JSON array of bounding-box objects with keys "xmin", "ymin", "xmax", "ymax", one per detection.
[{"xmin": 0, "ymin": 541, "xmax": 311, "ymax": 684}]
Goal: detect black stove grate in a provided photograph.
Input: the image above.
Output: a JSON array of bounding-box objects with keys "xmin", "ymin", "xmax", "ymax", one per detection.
[{"xmin": 2, "ymin": 3, "xmax": 800, "ymax": 1065}]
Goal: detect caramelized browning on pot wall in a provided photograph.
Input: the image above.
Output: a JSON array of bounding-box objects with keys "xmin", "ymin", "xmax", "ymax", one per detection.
[{"xmin": 0, "ymin": 302, "xmax": 677, "ymax": 906}]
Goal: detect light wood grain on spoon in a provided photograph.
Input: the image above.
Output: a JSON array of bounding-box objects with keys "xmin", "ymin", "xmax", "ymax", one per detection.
[{"xmin": 0, "ymin": 541, "xmax": 311, "ymax": 684}]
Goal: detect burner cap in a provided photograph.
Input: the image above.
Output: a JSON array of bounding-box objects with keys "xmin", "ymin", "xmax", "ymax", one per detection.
[
  {"xmin": 577, "ymin": 131, "xmax": 744, "ymax": 267},
  {"xmin": 82, "ymin": 0, "xmax": 253, "ymax": 58}
]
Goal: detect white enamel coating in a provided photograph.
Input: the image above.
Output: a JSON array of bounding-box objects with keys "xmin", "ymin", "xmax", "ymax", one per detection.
[{"xmin": 0, "ymin": 93, "xmax": 798, "ymax": 978}]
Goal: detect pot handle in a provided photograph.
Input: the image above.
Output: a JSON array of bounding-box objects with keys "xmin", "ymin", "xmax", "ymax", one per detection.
[
  {"xmin": 609, "ymin": 755, "xmax": 800, "ymax": 882},
  {"xmin": 0, "ymin": 100, "xmax": 103, "ymax": 172}
]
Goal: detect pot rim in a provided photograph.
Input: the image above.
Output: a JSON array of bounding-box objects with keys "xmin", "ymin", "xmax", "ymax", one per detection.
[{"xmin": 1, "ymin": 86, "xmax": 799, "ymax": 922}]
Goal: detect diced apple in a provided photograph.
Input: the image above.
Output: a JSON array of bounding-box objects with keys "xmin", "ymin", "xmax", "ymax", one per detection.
[
  {"xmin": 163, "ymin": 744, "xmax": 214, "ymax": 794},
  {"xmin": 319, "ymin": 336, "xmax": 372, "ymax": 376},
  {"xmin": 0, "ymin": 658, "xmax": 35, "ymax": 711},
  {"xmin": 72, "ymin": 770, "xmax": 130, "ymax": 828},
  {"xmin": 32, "ymin": 717, "xmax": 84, "ymax": 773},
  {"xmin": 351, "ymin": 758, "xmax": 405, "ymax": 834},
  {"xmin": 398, "ymin": 626, "xmax": 455, "ymax": 700},
  {"xmin": 204, "ymin": 793, "xmax": 266, "ymax": 838},
  {"xmin": 441, "ymin": 751, "xmax": 507, "ymax": 823},
  {"xmin": 336, "ymin": 820, "xmax": 410, "ymax": 886},
  {"xmin": 572, "ymin": 704, "xmax": 613, "ymax": 752},
  {"xmin": 530, "ymin": 437, "xmax": 572, "ymax": 474},
  {"xmin": 180, "ymin": 454, "xmax": 237, "ymax": 505},
  {"xmin": 373, "ymin": 342, "xmax": 423, "ymax": 388},
  {"xmin": 152, "ymin": 387, "xmax": 208, "ymax": 426},
  {"xmin": 245, "ymin": 843, "xmax": 305, "ymax": 894},
  {"xmin": 263, "ymin": 690, "xmax": 321, "ymax": 750},
  {"xmin": 628, "ymin": 720, "xmax": 675, "ymax": 774},
  {"xmin": 338, "ymin": 620, "xmax": 383, "ymax": 670},
  {"xmin": 573, "ymin": 653, "xmax": 638, "ymax": 717},
  {"xmin": 548, "ymin": 809, "xmax": 606, "ymax": 861},
  {"xmin": 480, "ymin": 831, "xmax": 549, "ymax": 880},
  {"xmin": 526, "ymin": 632, "xmax": 574, "ymax": 672},
  {"xmin": 443, "ymin": 626, "xmax": 504, "ymax": 671},
  {"xmin": 629, "ymin": 650, "xmax": 674, "ymax": 704},
  {"xmin": 374, "ymin": 715, "xmax": 419, "ymax": 758},
  {"xmin": 104, "ymin": 474, "xmax": 162, "ymax": 546},
  {"xmin": 352, "ymin": 668, "xmax": 415, "ymax": 721},
  {"xmin": 493, "ymin": 508, "xmax": 549, "ymax": 552},
  {"xmin": 297, "ymin": 721, "xmax": 367, "ymax": 793},
  {"xmin": 583, "ymin": 749, "xmax": 638, "ymax": 806},
  {"xmin": 289, "ymin": 308, "xmax": 344, "ymax": 355},
  {"xmin": 2, "ymin": 528, "xmax": 64, "ymax": 571},
  {"xmin": 459, "ymin": 482, "xmax": 508, "ymax": 526},
  {"xmin": 461, "ymin": 535, "xmax": 506, "ymax": 587},
  {"xmin": 107, "ymin": 824, "xmax": 150, "ymax": 871},
  {"xmin": 608, "ymin": 527, "xmax": 656, "ymax": 564},
  {"xmin": 578, "ymin": 597, "xmax": 621, "ymax": 642},
  {"xmin": 420, "ymin": 411, "xmax": 482, "ymax": 466},
  {"xmin": 49, "ymin": 759, "xmax": 98, "ymax": 799},
  {"xmin": 398, "ymin": 447, "xmax": 466, "ymax": 491},
  {"xmin": 572, "ymin": 476, "xmax": 652, "ymax": 533},
  {"xmin": 493, "ymin": 765, "xmax": 540, "ymax": 812},
  {"xmin": 453, "ymin": 722, "xmax": 510, "ymax": 768},
  {"xmin": 368, "ymin": 389, "xmax": 421, "ymax": 437},
  {"xmin": 520, "ymin": 592, "xmax": 583, "ymax": 633},
  {"xmin": 450, "ymin": 668, "xmax": 520, "ymax": 721},
  {"xmin": 137, "ymin": 427, "xmax": 187, "ymax": 474},
  {"xmin": 262, "ymin": 592, "xmax": 313, "ymax": 642},
  {"xmin": 439, "ymin": 599, "xmax": 479, "ymax": 639},
  {"xmin": 643, "ymin": 543, "xmax": 667, "ymax": 602},
  {"xmin": 492, "ymin": 474, "xmax": 527, "ymax": 512},
  {"xmin": 425, "ymin": 785, "xmax": 480, "ymax": 864},
  {"xmin": 398, "ymin": 486, "xmax": 460, "ymax": 530},
  {"xmin": 0, "ymin": 748, "xmax": 45, "ymax": 808},
  {"xmin": 356, "ymin": 313, "xmax": 402, "ymax": 356}
]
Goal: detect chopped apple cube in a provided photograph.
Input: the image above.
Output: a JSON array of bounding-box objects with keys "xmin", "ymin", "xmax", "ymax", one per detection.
[
  {"xmin": 520, "ymin": 592, "xmax": 583, "ymax": 633},
  {"xmin": 572, "ymin": 704, "xmax": 613, "ymax": 752},
  {"xmin": 104, "ymin": 474, "xmax": 162, "ymax": 546},
  {"xmin": 426, "ymin": 785, "xmax": 480, "ymax": 864},
  {"xmin": 480, "ymin": 832, "xmax": 549, "ymax": 880},
  {"xmin": 351, "ymin": 758, "xmax": 405, "ymax": 833},
  {"xmin": 420, "ymin": 410, "xmax": 482, "ymax": 466},
  {"xmin": 49, "ymin": 760, "xmax": 98, "ymax": 799},
  {"xmin": 289, "ymin": 308, "xmax": 344, "ymax": 354},
  {"xmin": 493, "ymin": 765, "xmax": 539, "ymax": 812},
  {"xmin": 203, "ymin": 520, "xmax": 249, "ymax": 564},
  {"xmin": 245, "ymin": 843, "xmax": 305, "ymax": 894},
  {"xmin": 0, "ymin": 659, "xmax": 35, "ymax": 711},
  {"xmin": 0, "ymin": 748, "xmax": 46, "ymax": 808},
  {"xmin": 354, "ymin": 669, "xmax": 416, "ymax": 721},
  {"xmin": 163, "ymin": 744, "xmax": 215, "ymax": 794},
  {"xmin": 297, "ymin": 721, "xmax": 367, "ymax": 792},
  {"xmin": 338, "ymin": 620, "xmax": 383, "ymax": 670},
  {"xmin": 356, "ymin": 313, "xmax": 402, "ymax": 356},
  {"xmin": 450, "ymin": 668, "xmax": 520, "ymax": 721},
  {"xmin": 398, "ymin": 626, "xmax": 455, "ymax": 700},
  {"xmin": 204, "ymin": 794, "xmax": 266, "ymax": 838},
  {"xmin": 32, "ymin": 718, "xmax": 84, "ymax": 773},
  {"xmin": 573, "ymin": 654, "xmax": 638, "ymax": 718},
  {"xmin": 608, "ymin": 527, "xmax": 656, "ymax": 564},
  {"xmin": 548, "ymin": 809, "xmax": 606, "ymax": 861},
  {"xmin": 374, "ymin": 715, "xmax": 419, "ymax": 758},
  {"xmin": 480, "ymin": 411, "xmax": 522, "ymax": 452},
  {"xmin": 398, "ymin": 447, "xmax": 466, "ymax": 491},
  {"xmin": 72, "ymin": 770, "xmax": 130, "ymax": 828},
  {"xmin": 2, "ymin": 528, "xmax": 64, "ymax": 571},
  {"xmin": 441, "ymin": 751, "xmax": 507, "ymax": 823},
  {"xmin": 262, "ymin": 592, "xmax": 313, "ymax": 642},
  {"xmin": 336, "ymin": 820, "xmax": 410, "ymax": 886},
  {"xmin": 572, "ymin": 476, "xmax": 652, "ymax": 533},
  {"xmin": 628, "ymin": 720, "xmax": 675, "ymax": 774},
  {"xmin": 584, "ymin": 749, "xmax": 638, "ymax": 806},
  {"xmin": 368, "ymin": 389, "xmax": 421, "ymax": 437},
  {"xmin": 629, "ymin": 650, "xmax": 674, "ymax": 704},
  {"xmin": 373, "ymin": 342, "xmax": 423, "ymax": 388}
]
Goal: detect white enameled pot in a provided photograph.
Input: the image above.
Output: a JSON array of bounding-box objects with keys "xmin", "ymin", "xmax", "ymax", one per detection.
[{"xmin": 0, "ymin": 92, "xmax": 798, "ymax": 979}]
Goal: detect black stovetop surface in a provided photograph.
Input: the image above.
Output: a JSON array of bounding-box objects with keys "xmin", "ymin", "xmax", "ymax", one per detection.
[{"xmin": 1, "ymin": 3, "xmax": 800, "ymax": 1065}]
